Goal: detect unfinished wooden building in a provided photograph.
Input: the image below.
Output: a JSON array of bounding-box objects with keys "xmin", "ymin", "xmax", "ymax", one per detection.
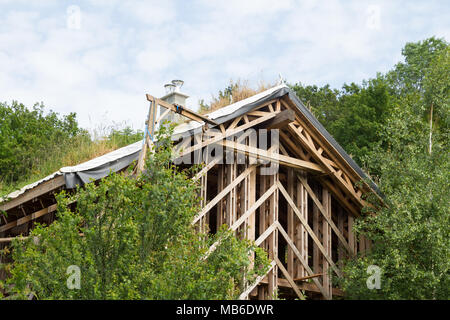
[{"xmin": 0, "ymin": 84, "xmax": 381, "ymax": 299}]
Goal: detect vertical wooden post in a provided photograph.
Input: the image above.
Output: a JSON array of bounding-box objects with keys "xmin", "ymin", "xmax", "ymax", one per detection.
[
  {"xmin": 348, "ymin": 215, "xmax": 357, "ymax": 256},
  {"xmin": 200, "ymin": 173, "xmax": 208, "ymax": 233},
  {"xmin": 322, "ymin": 188, "xmax": 332, "ymax": 299},
  {"xmin": 247, "ymin": 167, "xmax": 256, "ymax": 242},
  {"xmin": 296, "ymin": 172, "xmax": 308, "ymax": 278},
  {"xmin": 337, "ymin": 205, "xmax": 345, "ymax": 268},
  {"xmin": 258, "ymin": 173, "xmax": 267, "ymax": 300},
  {"xmin": 216, "ymin": 165, "xmax": 224, "ymax": 230},
  {"xmin": 226, "ymin": 163, "xmax": 237, "ymax": 227},
  {"xmin": 287, "ymin": 168, "xmax": 295, "ymax": 276},
  {"xmin": 313, "ymin": 185, "xmax": 321, "ymax": 276},
  {"xmin": 267, "ymin": 172, "xmax": 279, "ymax": 299}
]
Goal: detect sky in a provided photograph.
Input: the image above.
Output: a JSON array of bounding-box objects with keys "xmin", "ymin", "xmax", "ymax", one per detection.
[{"xmin": 0, "ymin": 0, "xmax": 448, "ymax": 132}]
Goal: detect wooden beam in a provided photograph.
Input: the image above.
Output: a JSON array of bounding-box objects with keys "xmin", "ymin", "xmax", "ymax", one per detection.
[
  {"xmin": 136, "ymin": 96, "xmax": 157, "ymax": 174},
  {"xmin": 276, "ymin": 222, "xmax": 330, "ymax": 299},
  {"xmin": 288, "ymin": 122, "xmax": 367, "ymax": 210},
  {"xmin": 219, "ymin": 140, "xmax": 324, "ymax": 173},
  {"xmin": 202, "ymin": 184, "xmax": 277, "ymax": 259},
  {"xmin": 0, "ymin": 204, "xmax": 58, "ymax": 233},
  {"xmin": 192, "ymin": 156, "xmax": 223, "ymax": 182},
  {"xmin": 179, "ymin": 112, "xmax": 280, "ymax": 158},
  {"xmin": 297, "ymin": 175, "xmax": 354, "ymax": 255},
  {"xmin": 265, "ymin": 109, "xmax": 295, "ymax": 130},
  {"xmin": 192, "ymin": 165, "xmax": 257, "ymax": 225},
  {"xmin": 255, "ymin": 222, "xmax": 277, "ymax": 246},
  {"xmin": 0, "ymin": 175, "xmax": 65, "ymax": 212},
  {"xmin": 263, "ymin": 278, "xmax": 344, "ymax": 297},
  {"xmin": 146, "ymin": 94, "xmax": 218, "ymax": 126},
  {"xmin": 275, "ymin": 257, "xmax": 305, "ymax": 300},
  {"xmin": 239, "ymin": 260, "xmax": 276, "ymax": 300},
  {"xmin": 277, "ymin": 181, "xmax": 343, "ymax": 278},
  {"xmin": 294, "ymin": 273, "xmax": 324, "ymax": 282}
]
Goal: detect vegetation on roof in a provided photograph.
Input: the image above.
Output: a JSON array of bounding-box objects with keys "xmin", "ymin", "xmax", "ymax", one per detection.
[
  {"xmin": 0, "ymin": 102, "xmax": 143, "ymax": 197},
  {"xmin": 198, "ymin": 79, "xmax": 275, "ymax": 115}
]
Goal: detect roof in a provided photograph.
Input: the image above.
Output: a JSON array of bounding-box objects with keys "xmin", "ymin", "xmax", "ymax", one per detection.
[{"xmin": 1, "ymin": 84, "xmax": 380, "ymax": 206}]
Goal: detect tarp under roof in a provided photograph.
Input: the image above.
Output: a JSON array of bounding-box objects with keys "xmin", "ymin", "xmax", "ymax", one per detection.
[{"xmin": 1, "ymin": 84, "xmax": 380, "ymax": 205}]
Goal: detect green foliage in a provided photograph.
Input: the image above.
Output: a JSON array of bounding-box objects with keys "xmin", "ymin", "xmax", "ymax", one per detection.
[
  {"xmin": 0, "ymin": 101, "xmax": 143, "ymax": 197},
  {"xmin": 339, "ymin": 103, "xmax": 449, "ymax": 299},
  {"xmin": 1, "ymin": 125, "xmax": 269, "ymax": 300},
  {"xmin": 0, "ymin": 101, "xmax": 81, "ymax": 184},
  {"xmin": 339, "ymin": 38, "xmax": 449, "ymax": 299},
  {"xmin": 387, "ymin": 37, "xmax": 448, "ymax": 95},
  {"xmin": 107, "ymin": 127, "xmax": 144, "ymax": 148},
  {"xmin": 290, "ymin": 77, "xmax": 390, "ymax": 166}
]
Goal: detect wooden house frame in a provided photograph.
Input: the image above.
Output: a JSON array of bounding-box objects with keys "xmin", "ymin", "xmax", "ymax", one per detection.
[{"xmin": 0, "ymin": 84, "xmax": 381, "ymax": 299}]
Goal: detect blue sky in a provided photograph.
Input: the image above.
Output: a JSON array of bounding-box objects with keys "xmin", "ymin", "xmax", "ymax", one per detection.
[{"xmin": 0, "ymin": 0, "xmax": 448, "ymax": 132}]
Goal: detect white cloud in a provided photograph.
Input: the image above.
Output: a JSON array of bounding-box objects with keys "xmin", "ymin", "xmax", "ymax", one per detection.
[{"xmin": 0, "ymin": 0, "xmax": 448, "ymax": 131}]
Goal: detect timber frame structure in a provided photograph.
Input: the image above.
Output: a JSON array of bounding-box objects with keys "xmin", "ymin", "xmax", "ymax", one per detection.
[{"xmin": 0, "ymin": 84, "xmax": 381, "ymax": 299}]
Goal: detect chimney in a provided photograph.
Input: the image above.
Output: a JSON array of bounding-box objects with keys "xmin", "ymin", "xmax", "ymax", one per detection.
[{"xmin": 159, "ymin": 79, "xmax": 189, "ymax": 125}]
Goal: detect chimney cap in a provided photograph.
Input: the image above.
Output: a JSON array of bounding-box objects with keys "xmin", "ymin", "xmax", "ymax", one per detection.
[
  {"xmin": 171, "ymin": 79, "xmax": 184, "ymax": 92},
  {"xmin": 164, "ymin": 83, "xmax": 176, "ymax": 94}
]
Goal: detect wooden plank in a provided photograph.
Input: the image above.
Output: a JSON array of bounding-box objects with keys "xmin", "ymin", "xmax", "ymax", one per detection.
[
  {"xmin": 0, "ymin": 204, "xmax": 58, "ymax": 233},
  {"xmin": 298, "ymin": 175, "xmax": 354, "ymax": 255},
  {"xmin": 287, "ymin": 122, "xmax": 367, "ymax": 209},
  {"xmin": 275, "ymin": 257, "xmax": 305, "ymax": 300},
  {"xmin": 147, "ymin": 94, "xmax": 218, "ymax": 126},
  {"xmin": 276, "ymin": 222, "xmax": 330, "ymax": 299},
  {"xmin": 192, "ymin": 165, "xmax": 257, "ymax": 225},
  {"xmin": 0, "ymin": 175, "xmax": 65, "ymax": 212},
  {"xmin": 265, "ymin": 109, "xmax": 295, "ymax": 130},
  {"xmin": 322, "ymin": 187, "xmax": 332, "ymax": 299},
  {"xmin": 255, "ymin": 222, "xmax": 277, "ymax": 246},
  {"xmin": 219, "ymin": 140, "xmax": 324, "ymax": 173},
  {"xmin": 287, "ymin": 169, "xmax": 294, "ymax": 276},
  {"xmin": 192, "ymin": 156, "xmax": 222, "ymax": 182},
  {"xmin": 348, "ymin": 215, "xmax": 357, "ymax": 255},
  {"xmin": 203, "ymin": 184, "xmax": 277, "ymax": 259},
  {"xmin": 136, "ymin": 96, "xmax": 157, "ymax": 173},
  {"xmin": 277, "ymin": 181, "xmax": 342, "ymax": 278},
  {"xmin": 294, "ymin": 273, "xmax": 324, "ymax": 281},
  {"xmin": 266, "ymin": 278, "xmax": 344, "ymax": 297},
  {"xmin": 239, "ymin": 260, "xmax": 276, "ymax": 300},
  {"xmin": 179, "ymin": 112, "xmax": 280, "ymax": 158}
]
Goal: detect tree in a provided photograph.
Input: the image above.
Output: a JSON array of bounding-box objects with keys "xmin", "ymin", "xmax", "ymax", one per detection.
[
  {"xmin": 0, "ymin": 101, "xmax": 81, "ymax": 185},
  {"xmin": 290, "ymin": 78, "xmax": 390, "ymax": 166},
  {"xmin": 339, "ymin": 38, "xmax": 449, "ymax": 300},
  {"xmin": 1, "ymin": 125, "xmax": 269, "ymax": 300}
]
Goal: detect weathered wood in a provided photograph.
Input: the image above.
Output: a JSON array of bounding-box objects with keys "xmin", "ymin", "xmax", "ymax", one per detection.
[
  {"xmin": 287, "ymin": 169, "xmax": 295, "ymax": 276},
  {"xmin": 298, "ymin": 175, "xmax": 354, "ymax": 255},
  {"xmin": 0, "ymin": 175, "xmax": 65, "ymax": 213},
  {"xmin": 203, "ymin": 185, "xmax": 277, "ymax": 259},
  {"xmin": 265, "ymin": 109, "xmax": 295, "ymax": 130},
  {"xmin": 193, "ymin": 165, "xmax": 257, "ymax": 225},
  {"xmin": 276, "ymin": 222, "xmax": 330, "ymax": 299},
  {"xmin": 179, "ymin": 112, "xmax": 280, "ymax": 158},
  {"xmin": 277, "ymin": 181, "xmax": 342, "ymax": 278},
  {"xmin": 146, "ymin": 94, "xmax": 218, "ymax": 126},
  {"xmin": 322, "ymin": 187, "xmax": 332, "ymax": 299},
  {"xmin": 0, "ymin": 204, "xmax": 58, "ymax": 233},
  {"xmin": 219, "ymin": 140, "xmax": 324, "ymax": 173},
  {"xmin": 239, "ymin": 260, "xmax": 276, "ymax": 300},
  {"xmin": 275, "ymin": 257, "xmax": 305, "ymax": 300}
]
